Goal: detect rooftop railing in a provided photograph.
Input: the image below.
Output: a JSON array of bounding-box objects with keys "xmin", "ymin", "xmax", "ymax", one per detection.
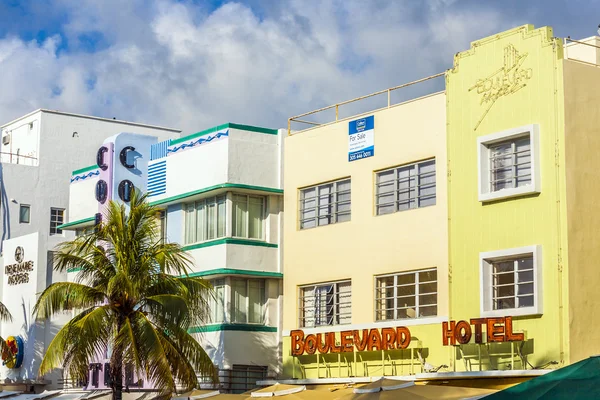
[
  {"xmin": 288, "ymin": 71, "xmax": 446, "ymax": 135},
  {"xmin": 0, "ymin": 151, "xmax": 38, "ymax": 166}
]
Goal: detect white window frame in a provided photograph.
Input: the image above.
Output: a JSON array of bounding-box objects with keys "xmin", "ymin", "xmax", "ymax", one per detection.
[
  {"xmin": 477, "ymin": 124, "xmax": 540, "ymax": 202},
  {"xmin": 480, "ymin": 245, "xmax": 543, "ymax": 318},
  {"xmin": 298, "ymin": 280, "xmax": 352, "ymax": 328},
  {"xmin": 299, "ymin": 178, "xmax": 351, "ymax": 230},
  {"xmin": 374, "ymin": 268, "xmax": 438, "ymax": 321}
]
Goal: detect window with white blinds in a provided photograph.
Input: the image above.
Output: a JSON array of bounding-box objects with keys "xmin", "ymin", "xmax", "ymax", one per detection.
[
  {"xmin": 231, "ymin": 278, "xmax": 266, "ymax": 324},
  {"xmin": 233, "ymin": 195, "xmax": 265, "ymax": 239},
  {"xmin": 183, "ymin": 195, "xmax": 226, "ymax": 244}
]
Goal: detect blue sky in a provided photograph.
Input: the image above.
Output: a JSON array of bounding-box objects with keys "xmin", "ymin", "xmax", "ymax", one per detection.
[{"xmin": 0, "ymin": 0, "xmax": 598, "ymax": 133}]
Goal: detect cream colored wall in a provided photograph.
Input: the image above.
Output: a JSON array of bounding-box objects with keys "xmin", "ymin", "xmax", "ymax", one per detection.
[
  {"xmin": 283, "ymin": 92, "xmax": 448, "ymax": 330},
  {"xmin": 563, "ymin": 59, "xmax": 600, "ymax": 362}
]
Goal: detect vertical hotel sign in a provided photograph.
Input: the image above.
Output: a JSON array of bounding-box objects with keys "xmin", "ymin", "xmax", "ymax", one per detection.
[{"xmin": 348, "ymin": 115, "xmax": 374, "ymax": 162}]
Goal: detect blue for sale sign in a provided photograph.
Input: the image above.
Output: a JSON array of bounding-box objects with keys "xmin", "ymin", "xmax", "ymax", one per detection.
[{"xmin": 348, "ymin": 115, "xmax": 374, "ymax": 162}]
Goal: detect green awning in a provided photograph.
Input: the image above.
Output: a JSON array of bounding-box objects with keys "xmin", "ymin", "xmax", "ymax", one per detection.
[{"xmin": 483, "ymin": 356, "xmax": 600, "ymax": 399}]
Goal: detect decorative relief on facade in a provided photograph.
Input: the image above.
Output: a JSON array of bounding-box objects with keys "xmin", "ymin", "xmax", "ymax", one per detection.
[{"xmin": 469, "ymin": 44, "xmax": 533, "ymax": 130}]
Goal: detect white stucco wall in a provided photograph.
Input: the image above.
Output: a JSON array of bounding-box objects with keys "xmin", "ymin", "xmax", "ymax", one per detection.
[
  {"xmin": 227, "ymin": 129, "xmax": 281, "ymax": 189},
  {"xmin": 68, "ymin": 173, "xmax": 98, "ymax": 223}
]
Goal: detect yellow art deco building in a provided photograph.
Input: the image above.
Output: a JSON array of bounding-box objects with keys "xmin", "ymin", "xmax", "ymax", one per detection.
[{"xmin": 279, "ymin": 24, "xmax": 600, "ymax": 386}]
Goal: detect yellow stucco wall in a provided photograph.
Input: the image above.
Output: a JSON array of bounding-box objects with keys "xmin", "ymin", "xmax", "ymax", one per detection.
[
  {"xmin": 446, "ymin": 24, "xmax": 570, "ymax": 368},
  {"xmin": 282, "ymin": 93, "xmax": 448, "ymax": 378},
  {"xmin": 563, "ymin": 59, "xmax": 600, "ymax": 362}
]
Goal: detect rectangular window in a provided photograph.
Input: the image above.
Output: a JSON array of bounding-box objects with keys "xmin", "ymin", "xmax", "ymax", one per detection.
[
  {"xmin": 299, "ymin": 280, "xmax": 351, "ymax": 328},
  {"xmin": 375, "ymin": 269, "xmax": 437, "ymax": 321},
  {"xmin": 50, "ymin": 208, "xmax": 64, "ymax": 234},
  {"xmin": 376, "ymin": 159, "xmax": 436, "ymax": 215},
  {"xmin": 492, "ymin": 256, "xmax": 534, "ymax": 310},
  {"xmin": 489, "ymin": 137, "xmax": 531, "ymax": 192},
  {"xmin": 480, "ymin": 246, "xmax": 542, "ymax": 317},
  {"xmin": 19, "ymin": 204, "xmax": 30, "ymax": 224},
  {"xmin": 233, "ymin": 194, "xmax": 265, "ymax": 239},
  {"xmin": 184, "ymin": 195, "xmax": 226, "ymax": 244},
  {"xmin": 154, "ymin": 210, "xmax": 167, "ymax": 243},
  {"xmin": 299, "ymin": 179, "xmax": 351, "ymax": 229},
  {"xmin": 209, "ymin": 279, "xmax": 226, "ymax": 324},
  {"xmin": 477, "ymin": 124, "xmax": 540, "ymax": 202},
  {"xmin": 231, "ymin": 278, "xmax": 266, "ymax": 324}
]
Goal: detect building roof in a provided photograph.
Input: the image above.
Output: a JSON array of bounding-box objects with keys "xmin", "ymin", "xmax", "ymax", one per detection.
[{"xmin": 0, "ymin": 108, "xmax": 181, "ymax": 132}]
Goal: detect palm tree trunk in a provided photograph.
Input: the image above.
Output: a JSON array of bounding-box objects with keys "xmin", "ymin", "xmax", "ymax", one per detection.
[{"xmin": 111, "ymin": 318, "xmax": 124, "ymax": 400}]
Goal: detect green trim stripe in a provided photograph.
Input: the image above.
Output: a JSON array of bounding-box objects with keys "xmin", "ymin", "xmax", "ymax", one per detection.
[
  {"xmin": 150, "ymin": 183, "xmax": 283, "ymax": 207},
  {"xmin": 182, "ymin": 238, "xmax": 278, "ymax": 251},
  {"xmin": 72, "ymin": 165, "xmax": 98, "ymax": 175},
  {"xmin": 189, "ymin": 324, "xmax": 277, "ymax": 333},
  {"xmin": 67, "ymin": 267, "xmax": 82, "ymax": 273},
  {"xmin": 170, "ymin": 123, "xmax": 278, "ymax": 146},
  {"xmin": 185, "ymin": 268, "xmax": 282, "ymax": 279},
  {"xmin": 58, "ymin": 216, "xmax": 95, "ymax": 230}
]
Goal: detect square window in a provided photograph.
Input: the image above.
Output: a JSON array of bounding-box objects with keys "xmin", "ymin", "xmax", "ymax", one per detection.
[
  {"xmin": 50, "ymin": 208, "xmax": 65, "ymax": 235},
  {"xmin": 477, "ymin": 124, "xmax": 540, "ymax": 202},
  {"xmin": 233, "ymin": 194, "xmax": 266, "ymax": 239},
  {"xmin": 480, "ymin": 245, "xmax": 542, "ymax": 318},
  {"xmin": 19, "ymin": 204, "xmax": 30, "ymax": 224},
  {"xmin": 183, "ymin": 195, "xmax": 226, "ymax": 244}
]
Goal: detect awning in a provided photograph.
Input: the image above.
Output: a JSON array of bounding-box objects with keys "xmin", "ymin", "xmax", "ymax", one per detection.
[
  {"xmin": 7, "ymin": 390, "xmax": 63, "ymax": 400},
  {"xmin": 0, "ymin": 392, "xmax": 23, "ymax": 399}
]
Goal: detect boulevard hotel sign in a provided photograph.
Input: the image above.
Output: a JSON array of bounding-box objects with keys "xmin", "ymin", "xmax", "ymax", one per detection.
[{"xmin": 291, "ymin": 317, "xmax": 523, "ymax": 356}]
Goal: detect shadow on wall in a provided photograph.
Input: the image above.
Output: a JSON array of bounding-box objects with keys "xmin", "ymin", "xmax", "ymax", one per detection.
[
  {"xmin": 0, "ymin": 163, "xmax": 11, "ymax": 253},
  {"xmin": 3, "ymin": 298, "xmax": 55, "ymax": 382}
]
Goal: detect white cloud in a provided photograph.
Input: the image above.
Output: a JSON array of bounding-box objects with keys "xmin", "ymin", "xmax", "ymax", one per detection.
[{"xmin": 0, "ymin": 0, "xmax": 512, "ymax": 134}]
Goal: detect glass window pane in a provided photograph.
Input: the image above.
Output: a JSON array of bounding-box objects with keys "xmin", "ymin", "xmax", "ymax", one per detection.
[
  {"xmin": 217, "ymin": 196, "xmax": 226, "ymax": 238},
  {"xmin": 248, "ymin": 197, "xmax": 264, "ymax": 239},
  {"xmin": 184, "ymin": 204, "xmax": 196, "ymax": 244},
  {"xmin": 19, "ymin": 205, "xmax": 30, "ymax": 224},
  {"xmin": 196, "ymin": 201, "xmax": 206, "ymax": 242},
  {"xmin": 248, "ymin": 280, "xmax": 265, "ymax": 324},
  {"xmin": 207, "ymin": 200, "xmax": 216, "ymax": 240},
  {"xmin": 232, "ymin": 279, "xmax": 248, "ymax": 323},
  {"xmin": 233, "ymin": 195, "xmax": 248, "ymax": 237}
]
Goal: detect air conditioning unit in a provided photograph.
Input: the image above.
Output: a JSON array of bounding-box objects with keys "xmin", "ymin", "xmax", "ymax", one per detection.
[{"xmin": 2, "ymin": 134, "xmax": 10, "ymax": 145}]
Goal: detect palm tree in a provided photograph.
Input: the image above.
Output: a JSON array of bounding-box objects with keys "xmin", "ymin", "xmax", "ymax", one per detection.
[{"xmin": 34, "ymin": 191, "xmax": 217, "ymax": 400}]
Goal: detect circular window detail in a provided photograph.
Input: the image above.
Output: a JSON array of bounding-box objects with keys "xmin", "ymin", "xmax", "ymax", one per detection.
[
  {"xmin": 119, "ymin": 146, "xmax": 135, "ymax": 169},
  {"xmin": 96, "ymin": 146, "xmax": 109, "ymax": 171},
  {"xmin": 95, "ymin": 180, "xmax": 108, "ymax": 204},
  {"xmin": 118, "ymin": 180, "xmax": 134, "ymax": 202}
]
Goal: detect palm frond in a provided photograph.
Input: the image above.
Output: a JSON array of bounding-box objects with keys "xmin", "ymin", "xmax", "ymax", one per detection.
[{"xmin": 34, "ymin": 282, "xmax": 105, "ymax": 319}]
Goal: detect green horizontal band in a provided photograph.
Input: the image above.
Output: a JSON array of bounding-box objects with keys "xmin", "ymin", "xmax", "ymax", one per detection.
[
  {"xmin": 181, "ymin": 238, "xmax": 278, "ymax": 251},
  {"xmin": 170, "ymin": 123, "xmax": 278, "ymax": 146},
  {"xmin": 58, "ymin": 216, "xmax": 95, "ymax": 230},
  {"xmin": 150, "ymin": 183, "xmax": 283, "ymax": 207},
  {"xmin": 72, "ymin": 165, "xmax": 99, "ymax": 175},
  {"xmin": 184, "ymin": 268, "xmax": 282, "ymax": 279},
  {"xmin": 189, "ymin": 324, "xmax": 277, "ymax": 333}
]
